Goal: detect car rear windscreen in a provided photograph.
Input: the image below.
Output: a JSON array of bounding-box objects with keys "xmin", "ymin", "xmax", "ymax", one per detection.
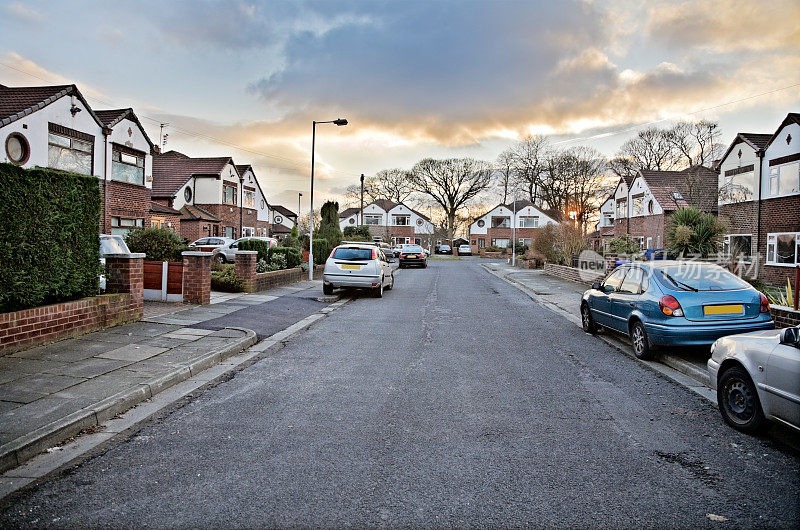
[
  {"xmin": 332, "ymin": 247, "xmax": 373, "ymax": 261},
  {"xmin": 657, "ymin": 264, "xmax": 751, "ymax": 291},
  {"xmin": 403, "ymin": 246, "xmax": 423, "ymax": 253}
]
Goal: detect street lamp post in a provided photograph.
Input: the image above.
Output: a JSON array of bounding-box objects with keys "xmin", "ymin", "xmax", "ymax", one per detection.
[
  {"xmin": 309, "ymin": 118, "xmax": 348, "ymax": 280},
  {"xmin": 360, "ymin": 173, "xmax": 365, "ymax": 225},
  {"xmin": 511, "ymin": 190, "xmax": 517, "ymax": 267},
  {"xmin": 298, "ymin": 192, "xmax": 302, "ymax": 229}
]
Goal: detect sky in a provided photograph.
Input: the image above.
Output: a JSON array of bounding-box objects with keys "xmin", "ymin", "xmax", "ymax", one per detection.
[{"xmin": 1, "ymin": 0, "xmax": 798, "ymax": 212}]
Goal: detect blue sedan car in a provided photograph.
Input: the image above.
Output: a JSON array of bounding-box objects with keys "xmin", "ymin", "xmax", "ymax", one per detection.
[{"xmin": 581, "ymin": 261, "xmax": 774, "ymax": 359}]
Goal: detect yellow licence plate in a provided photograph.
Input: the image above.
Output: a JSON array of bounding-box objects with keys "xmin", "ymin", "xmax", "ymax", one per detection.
[
  {"xmin": 704, "ymin": 304, "xmax": 744, "ymax": 315},
  {"xmin": 340, "ymin": 264, "xmax": 361, "ymax": 270}
]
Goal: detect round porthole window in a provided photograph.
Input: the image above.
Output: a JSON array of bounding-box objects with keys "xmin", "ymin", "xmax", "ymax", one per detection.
[
  {"xmin": 5, "ymin": 133, "xmax": 30, "ymax": 165},
  {"xmin": 184, "ymin": 187, "xmax": 192, "ymax": 202},
  {"xmin": 477, "ymin": 219, "xmax": 485, "ymax": 228},
  {"xmin": 275, "ymin": 215, "xmax": 283, "ymax": 224},
  {"xmin": 647, "ymin": 200, "xmax": 654, "ymax": 214},
  {"xmin": 349, "ymin": 218, "xmax": 355, "ymax": 224},
  {"xmin": 416, "ymin": 218, "xmax": 423, "ymax": 226}
]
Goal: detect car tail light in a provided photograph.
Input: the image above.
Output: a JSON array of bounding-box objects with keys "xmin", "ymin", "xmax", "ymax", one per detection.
[
  {"xmin": 329, "ymin": 249, "xmax": 335, "ymax": 259},
  {"xmin": 760, "ymin": 292, "xmax": 770, "ymax": 313},
  {"xmin": 372, "ymin": 248, "xmax": 377, "ymax": 260},
  {"xmin": 659, "ymin": 295, "xmax": 684, "ymax": 317}
]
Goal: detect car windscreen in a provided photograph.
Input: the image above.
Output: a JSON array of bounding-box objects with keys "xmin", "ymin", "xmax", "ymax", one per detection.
[
  {"xmin": 100, "ymin": 236, "xmax": 129, "ymax": 256},
  {"xmin": 332, "ymin": 247, "xmax": 373, "ymax": 261},
  {"xmin": 656, "ymin": 264, "xmax": 751, "ymax": 291},
  {"xmin": 402, "ymin": 246, "xmax": 423, "ymax": 253}
]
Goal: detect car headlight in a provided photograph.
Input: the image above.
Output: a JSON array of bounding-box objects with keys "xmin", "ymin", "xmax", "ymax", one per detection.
[{"xmin": 710, "ymin": 341, "xmax": 717, "ymax": 355}]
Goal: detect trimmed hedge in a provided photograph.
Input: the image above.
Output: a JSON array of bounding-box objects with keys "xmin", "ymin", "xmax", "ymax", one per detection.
[
  {"xmin": 238, "ymin": 239, "xmax": 271, "ymax": 262},
  {"xmin": 0, "ymin": 163, "xmax": 101, "ymax": 312},
  {"xmin": 210, "ymin": 265, "xmax": 245, "ymax": 292},
  {"xmin": 267, "ymin": 246, "xmax": 302, "ymax": 269},
  {"xmin": 124, "ymin": 227, "xmax": 188, "ymax": 262},
  {"xmin": 312, "ymin": 238, "xmax": 331, "ymax": 265}
]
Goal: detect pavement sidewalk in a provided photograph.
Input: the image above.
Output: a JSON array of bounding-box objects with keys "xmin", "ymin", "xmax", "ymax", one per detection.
[
  {"xmin": 483, "ymin": 262, "xmax": 713, "ymax": 392},
  {"xmin": 0, "ymin": 280, "xmax": 326, "ymax": 473}
]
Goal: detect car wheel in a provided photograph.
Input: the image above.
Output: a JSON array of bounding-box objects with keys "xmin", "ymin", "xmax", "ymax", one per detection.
[
  {"xmin": 323, "ymin": 283, "xmax": 333, "ymax": 295},
  {"xmin": 581, "ymin": 303, "xmax": 597, "ymax": 334},
  {"xmin": 717, "ymin": 366, "xmax": 766, "ymax": 434},
  {"xmin": 386, "ymin": 273, "xmax": 394, "ymax": 290},
  {"xmin": 214, "ymin": 253, "xmax": 226, "ymax": 264},
  {"xmin": 422, "ymin": 262, "xmax": 427, "ymax": 268},
  {"xmin": 630, "ymin": 321, "xmax": 653, "ymax": 360},
  {"xmin": 373, "ymin": 278, "xmax": 384, "ymax": 298}
]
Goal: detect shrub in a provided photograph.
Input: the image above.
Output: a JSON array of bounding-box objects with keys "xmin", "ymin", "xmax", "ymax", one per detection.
[
  {"xmin": 280, "ymin": 235, "xmax": 302, "ymax": 250},
  {"xmin": 608, "ymin": 235, "xmax": 640, "ymax": 255},
  {"xmin": 315, "ymin": 201, "xmax": 342, "ymax": 248},
  {"xmin": 210, "ymin": 265, "xmax": 244, "ymax": 292},
  {"xmin": 238, "ymin": 239, "xmax": 271, "ymax": 262},
  {"xmin": 484, "ymin": 246, "xmax": 502, "ymax": 253},
  {"xmin": 0, "ymin": 163, "xmax": 101, "ymax": 312},
  {"xmin": 267, "ymin": 246, "xmax": 302, "ymax": 269},
  {"xmin": 342, "ymin": 225, "xmax": 371, "ymax": 241},
  {"xmin": 124, "ymin": 227, "xmax": 188, "ymax": 262},
  {"xmin": 666, "ymin": 207, "xmax": 726, "ymax": 258},
  {"xmin": 312, "ymin": 238, "xmax": 331, "ymax": 265}
]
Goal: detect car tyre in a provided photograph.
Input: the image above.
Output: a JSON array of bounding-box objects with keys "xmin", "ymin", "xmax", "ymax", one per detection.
[
  {"xmin": 717, "ymin": 366, "xmax": 766, "ymax": 434},
  {"xmin": 581, "ymin": 303, "xmax": 597, "ymax": 334},
  {"xmin": 323, "ymin": 283, "xmax": 334, "ymax": 295},
  {"xmin": 386, "ymin": 273, "xmax": 394, "ymax": 290},
  {"xmin": 422, "ymin": 262, "xmax": 427, "ymax": 268},
  {"xmin": 373, "ymin": 278, "xmax": 384, "ymax": 298},
  {"xmin": 214, "ymin": 253, "xmax": 226, "ymax": 264},
  {"xmin": 630, "ymin": 321, "xmax": 653, "ymax": 360}
]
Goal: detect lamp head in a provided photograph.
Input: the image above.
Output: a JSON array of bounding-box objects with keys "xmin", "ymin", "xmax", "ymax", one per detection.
[{"xmin": 333, "ymin": 118, "xmax": 348, "ymax": 126}]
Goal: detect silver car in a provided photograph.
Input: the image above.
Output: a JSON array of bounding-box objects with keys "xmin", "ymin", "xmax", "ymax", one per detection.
[
  {"xmin": 322, "ymin": 244, "xmax": 394, "ymax": 297},
  {"xmin": 213, "ymin": 237, "xmax": 278, "ymax": 263},
  {"xmin": 708, "ymin": 325, "xmax": 800, "ymax": 433}
]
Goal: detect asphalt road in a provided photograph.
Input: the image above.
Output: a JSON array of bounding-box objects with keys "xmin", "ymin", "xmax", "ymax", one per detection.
[{"xmin": 2, "ymin": 258, "xmax": 798, "ymax": 528}]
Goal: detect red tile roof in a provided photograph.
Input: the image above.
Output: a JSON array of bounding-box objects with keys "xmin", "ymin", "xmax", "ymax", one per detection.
[
  {"xmin": 180, "ymin": 205, "xmax": 219, "ymax": 222},
  {"xmin": 152, "ymin": 151, "xmax": 232, "ymax": 198},
  {"xmin": 150, "ymin": 201, "xmax": 181, "ymax": 215},
  {"xmin": 0, "ymin": 83, "xmax": 104, "ymax": 128},
  {"xmin": 339, "ymin": 207, "xmax": 360, "ymax": 219},
  {"xmin": 637, "ymin": 165, "xmax": 719, "ymax": 212},
  {"xmin": 271, "ymin": 205, "xmax": 297, "ymax": 218},
  {"xmin": 94, "ymin": 108, "xmax": 156, "ymax": 152},
  {"xmin": 271, "ymin": 223, "xmax": 292, "ymax": 234}
]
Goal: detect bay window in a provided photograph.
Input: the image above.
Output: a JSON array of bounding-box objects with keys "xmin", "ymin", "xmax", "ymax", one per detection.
[
  {"xmin": 519, "ymin": 216, "xmax": 538, "ymax": 228},
  {"xmin": 393, "ymin": 215, "xmax": 410, "ymax": 225},
  {"xmin": 719, "ymin": 165, "xmax": 755, "ymax": 204},
  {"xmin": 364, "ymin": 214, "xmax": 381, "ymax": 225},
  {"xmin": 48, "ymin": 124, "xmax": 93, "ymax": 175},
  {"xmin": 111, "ymin": 146, "xmax": 144, "ymax": 185}
]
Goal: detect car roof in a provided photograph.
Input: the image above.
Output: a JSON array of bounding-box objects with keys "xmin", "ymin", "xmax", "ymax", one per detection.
[{"xmin": 335, "ymin": 243, "xmax": 377, "ymax": 249}]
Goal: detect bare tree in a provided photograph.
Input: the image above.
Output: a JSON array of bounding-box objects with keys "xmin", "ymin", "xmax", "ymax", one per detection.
[
  {"xmin": 494, "ymin": 149, "xmax": 516, "ymax": 204},
  {"xmin": 409, "ymin": 158, "xmax": 493, "ymax": 241},
  {"xmin": 608, "ymin": 156, "xmax": 639, "ymax": 180},
  {"xmin": 615, "ymin": 127, "xmax": 677, "ymax": 172},
  {"xmin": 511, "ymin": 135, "xmax": 549, "ymax": 206},
  {"xmin": 342, "ymin": 169, "xmax": 415, "ymax": 208}
]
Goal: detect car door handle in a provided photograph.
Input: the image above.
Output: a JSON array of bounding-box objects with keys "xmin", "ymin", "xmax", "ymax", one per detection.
[{"xmin": 627, "ymin": 302, "xmax": 635, "ymax": 307}]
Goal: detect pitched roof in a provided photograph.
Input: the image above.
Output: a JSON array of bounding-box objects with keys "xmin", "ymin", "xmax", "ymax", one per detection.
[
  {"xmin": 271, "ymin": 223, "xmax": 292, "ymax": 234},
  {"xmin": 271, "ymin": 205, "xmax": 297, "ymax": 218},
  {"xmin": 765, "ymin": 112, "xmax": 800, "ymax": 150},
  {"xmin": 152, "ymin": 151, "xmax": 232, "ymax": 198},
  {"xmin": 180, "ymin": 205, "xmax": 219, "ymax": 222},
  {"xmin": 234, "ymin": 164, "xmax": 269, "ymax": 208},
  {"xmin": 372, "ymin": 198, "xmax": 398, "ymax": 212},
  {"xmin": 505, "ymin": 199, "xmax": 534, "ymax": 211},
  {"xmin": 94, "ymin": 108, "xmax": 156, "ymax": 152},
  {"xmin": 719, "ymin": 132, "xmax": 772, "ymax": 164},
  {"xmin": 339, "ymin": 207, "xmax": 360, "ymax": 219},
  {"xmin": 0, "ymin": 83, "xmax": 104, "ymax": 128},
  {"xmin": 149, "ymin": 201, "xmax": 180, "ymax": 215},
  {"xmin": 636, "ymin": 165, "xmax": 719, "ymax": 212}
]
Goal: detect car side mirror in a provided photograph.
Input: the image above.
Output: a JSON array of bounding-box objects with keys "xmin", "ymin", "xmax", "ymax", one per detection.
[
  {"xmin": 779, "ymin": 327, "xmax": 800, "ymax": 348},
  {"xmin": 592, "ymin": 282, "xmax": 602, "ymax": 291}
]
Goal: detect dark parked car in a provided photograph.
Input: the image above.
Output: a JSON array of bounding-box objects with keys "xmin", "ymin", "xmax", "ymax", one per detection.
[
  {"xmin": 399, "ymin": 245, "xmax": 427, "ymax": 268},
  {"xmin": 438, "ymin": 244, "xmax": 452, "ymax": 255},
  {"xmin": 580, "ymin": 261, "xmax": 774, "ymax": 359}
]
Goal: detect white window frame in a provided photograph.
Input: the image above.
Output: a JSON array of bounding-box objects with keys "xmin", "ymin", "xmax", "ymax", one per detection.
[
  {"xmin": 723, "ymin": 234, "xmax": 753, "ymax": 263},
  {"xmin": 519, "ymin": 216, "xmax": 539, "ymax": 228},
  {"xmin": 364, "ymin": 214, "xmax": 382, "ymax": 225},
  {"xmin": 243, "ymin": 189, "xmax": 256, "ymax": 209},
  {"xmin": 768, "ymin": 161, "xmax": 800, "ymax": 197},
  {"xmin": 392, "ymin": 215, "xmax": 410, "ymax": 226},
  {"xmin": 616, "ymin": 199, "xmax": 627, "ymax": 219},
  {"xmin": 766, "ymin": 232, "xmax": 800, "ymax": 266}
]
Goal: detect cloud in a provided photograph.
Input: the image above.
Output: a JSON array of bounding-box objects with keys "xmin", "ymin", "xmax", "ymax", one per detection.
[
  {"xmin": 646, "ymin": 0, "xmax": 800, "ymax": 52},
  {"xmin": 2, "ymin": 2, "xmax": 43, "ymax": 24}
]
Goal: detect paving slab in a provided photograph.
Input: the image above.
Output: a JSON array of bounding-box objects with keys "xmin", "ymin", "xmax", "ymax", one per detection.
[
  {"xmin": 43, "ymin": 358, "xmax": 131, "ymax": 379},
  {"xmin": 97, "ymin": 344, "xmax": 168, "ymax": 362}
]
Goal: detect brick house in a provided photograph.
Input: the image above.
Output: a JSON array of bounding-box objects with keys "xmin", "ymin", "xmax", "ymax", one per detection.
[
  {"xmin": 153, "ymin": 151, "xmax": 259, "ymax": 241},
  {"xmin": 270, "ymin": 205, "xmax": 298, "ymax": 238},
  {"xmin": 613, "ymin": 166, "xmax": 718, "ymax": 250},
  {"xmin": 149, "ymin": 201, "xmax": 182, "ymax": 233},
  {"xmin": 234, "ymin": 165, "xmax": 271, "ymax": 237},
  {"xmin": 468, "ymin": 200, "xmax": 559, "ymax": 252},
  {"xmin": 588, "ymin": 195, "xmax": 615, "ymax": 251},
  {"xmin": 339, "ymin": 199, "xmax": 434, "ymax": 246},
  {"xmin": 0, "ymin": 84, "xmax": 155, "ymax": 235},
  {"xmin": 717, "ymin": 113, "xmax": 800, "ymax": 284}
]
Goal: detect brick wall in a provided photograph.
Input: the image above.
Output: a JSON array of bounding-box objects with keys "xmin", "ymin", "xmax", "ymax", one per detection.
[
  {"xmin": 151, "ymin": 211, "xmax": 182, "ymax": 234},
  {"xmin": 621, "ymin": 214, "xmax": 667, "ymax": 247},
  {"xmin": 235, "ymin": 251, "xmax": 258, "ymax": 292},
  {"xmin": 543, "ymin": 263, "xmax": 603, "ymax": 285},
  {"xmin": 254, "ymin": 267, "xmax": 303, "ymax": 291},
  {"xmin": 0, "ymin": 256, "xmax": 144, "ymax": 354},
  {"xmin": 183, "ymin": 252, "xmax": 211, "ymax": 304},
  {"xmin": 196, "ymin": 203, "xmax": 244, "ymax": 237},
  {"xmin": 100, "ymin": 180, "xmax": 152, "ymax": 234},
  {"xmin": 179, "ymin": 220, "xmax": 218, "ymax": 242},
  {"xmin": 770, "ymin": 305, "xmax": 800, "ymax": 328}
]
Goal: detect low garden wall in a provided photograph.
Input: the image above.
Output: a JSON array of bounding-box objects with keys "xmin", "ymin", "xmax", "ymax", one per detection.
[
  {"xmin": 544, "ymin": 263, "xmax": 603, "ymax": 285},
  {"xmin": 771, "ymin": 305, "xmax": 800, "ymax": 328},
  {"xmin": 254, "ymin": 267, "xmax": 304, "ymax": 291}
]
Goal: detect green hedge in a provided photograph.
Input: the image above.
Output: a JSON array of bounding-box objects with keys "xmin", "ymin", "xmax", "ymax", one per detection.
[
  {"xmin": 312, "ymin": 238, "xmax": 331, "ymax": 265},
  {"xmin": 267, "ymin": 246, "xmax": 302, "ymax": 269},
  {"xmin": 124, "ymin": 227, "xmax": 188, "ymax": 262},
  {"xmin": 210, "ymin": 265, "xmax": 245, "ymax": 292},
  {"xmin": 238, "ymin": 239, "xmax": 271, "ymax": 262},
  {"xmin": 0, "ymin": 163, "xmax": 101, "ymax": 312}
]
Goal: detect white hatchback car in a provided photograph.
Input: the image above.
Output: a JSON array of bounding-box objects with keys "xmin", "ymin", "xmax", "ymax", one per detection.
[
  {"xmin": 322, "ymin": 244, "xmax": 394, "ymax": 297},
  {"xmin": 708, "ymin": 325, "xmax": 800, "ymax": 433}
]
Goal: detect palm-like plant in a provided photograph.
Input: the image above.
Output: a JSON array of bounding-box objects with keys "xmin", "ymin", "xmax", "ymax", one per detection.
[{"xmin": 666, "ymin": 207, "xmax": 727, "ymax": 258}]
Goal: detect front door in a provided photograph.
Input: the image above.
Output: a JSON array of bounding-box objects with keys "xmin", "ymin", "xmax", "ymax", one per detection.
[
  {"xmin": 592, "ymin": 267, "xmax": 627, "ymax": 327},
  {"xmin": 609, "ymin": 267, "xmax": 644, "ymax": 333}
]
